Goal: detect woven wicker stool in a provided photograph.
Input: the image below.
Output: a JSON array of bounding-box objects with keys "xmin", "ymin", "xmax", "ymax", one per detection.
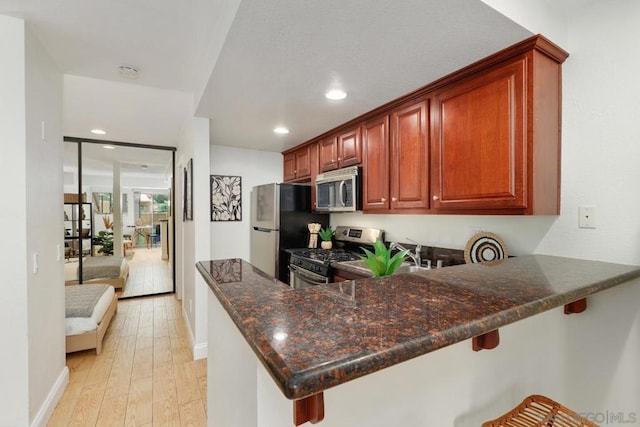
[{"xmin": 483, "ymin": 395, "xmax": 598, "ymax": 427}]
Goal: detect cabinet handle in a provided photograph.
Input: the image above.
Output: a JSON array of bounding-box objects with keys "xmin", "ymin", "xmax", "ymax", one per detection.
[
  {"xmin": 392, "ymin": 197, "xmax": 397, "ymax": 202},
  {"xmin": 432, "ymin": 195, "xmax": 439, "ymax": 201},
  {"xmin": 381, "ymin": 198, "xmax": 386, "ymax": 202}
]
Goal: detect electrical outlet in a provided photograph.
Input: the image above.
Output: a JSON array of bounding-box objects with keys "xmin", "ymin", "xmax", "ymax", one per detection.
[{"xmin": 579, "ymin": 206, "xmax": 596, "ymax": 229}]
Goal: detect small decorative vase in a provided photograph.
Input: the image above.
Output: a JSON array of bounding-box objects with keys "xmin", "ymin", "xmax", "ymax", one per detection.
[{"xmin": 321, "ymin": 240, "xmax": 332, "ymax": 250}]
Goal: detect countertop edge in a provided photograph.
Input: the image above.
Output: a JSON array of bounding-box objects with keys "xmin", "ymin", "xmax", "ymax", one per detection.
[{"xmin": 197, "ymin": 257, "xmax": 640, "ymax": 400}]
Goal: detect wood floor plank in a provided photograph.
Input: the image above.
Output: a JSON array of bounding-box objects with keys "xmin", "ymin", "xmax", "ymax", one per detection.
[
  {"xmin": 125, "ymin": 376, "xmax": 153, "ymax": 426},
  {"xmin": 104, "ymin": 356, "xmax": 133, "ymax": 398},
  {"xmin": 174, "ymin": 361, "xmax": 201, "ymax": 405},
  {"xmin": 154, "ymin": 336, "xmax": 173, "ymax": 366},
  {"xmin": 131, "ymin": 346, "xmax": 154, "ymax": 381},
  {"xmin": 198, "ymin": 375, "xmax": 207, "ymax": 413},
  {"xmin": 84, "ymin": 352, "xmax": 115, "ymax": 386},
  {"xmin": 154, "ymin": 316, "xmax": 169, "ymax": 338},
  {"xmin": 121, "ymin": 314, "xmax": 141, "ymax": 337},
  {"xmin": 46, "ymin": 380, "xmax": 84, "ymax": 426},
  {"xmin": 193, "ymin": 358, "xmax": 207, "ymax": 379},
  {"xmin": 136, "ymin": 326, "xmax": 154, "ymax": 350},
  {"xmin": 138, "ymin": 310, "xmax": 154, "ymax": 329},
  {"xmin": 152, "ymin": 363, "xmax": 177, "ymax": 403},
  {"xmin": 179, "ymin": 399, "xmax": 207, "ymax": 427},
  {"xmin": 67, "ymin": 382, "xmax": 106, "ymax": 427},
  {"xmin": 153, "ymin": 395, "xmax": 181, "ymax": 427},
  {"xmin": 96, "ymin": 393, "xmax": 128, "ymax": 427}
]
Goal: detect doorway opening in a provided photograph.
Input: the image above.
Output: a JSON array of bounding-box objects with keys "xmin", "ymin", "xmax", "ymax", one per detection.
[{"xmin": 63, "ymin": 137, "xmax": 176, "ymax": 299}]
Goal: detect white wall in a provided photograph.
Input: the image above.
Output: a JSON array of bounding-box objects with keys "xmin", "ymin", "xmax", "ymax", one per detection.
[
  {"xmin": 209, "ymin": 145, "xmax": 283, "ymax": 260},
  {"xmin": 531, "ymin": 0, "xmax": 640, "ymax": 266},
  {"xmin": 25, "ymin": 23, "xmax": 66, "ymax": 425},
  {"xmin": 0, "ymin": 16, "xmax": 65, "ymax": 426},
  {"xmin": 0, "ymin": 15, "xmax": 30, "ymax": 427},
  {"xmin": 178, "ymin": 117, "xmax": 211, "ymax": 360}
]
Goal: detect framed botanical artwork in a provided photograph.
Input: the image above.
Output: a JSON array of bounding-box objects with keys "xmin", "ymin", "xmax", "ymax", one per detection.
[
  {"xmin": 210, "ymin": 175, "xmax": 242, "ymax": 221},
  {"xmin": 183, "ymin": 159, "xmax": 193, "ymax": 221}
]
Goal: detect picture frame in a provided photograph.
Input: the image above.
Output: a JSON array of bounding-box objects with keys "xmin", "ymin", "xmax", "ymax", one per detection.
[
  {"xmin": 183, "ymin": 158, "xmax": 193, "ymax": 221},
  {"xmin": 210, "ymin": 175, "xmax": 242, "ymax": 221}
]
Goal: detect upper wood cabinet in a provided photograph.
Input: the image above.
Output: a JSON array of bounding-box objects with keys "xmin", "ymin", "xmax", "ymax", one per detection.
[
  {"xmin": 318, "ymin": 136, "xmax": 338, "ymax": 172},
  {"xmin": 284, "ymin": 35, "xmax": 568, "ymax": 215},
  {"xmin": 363, "ymin": 99, "xmax": 429, "ymax": 213},
  {"xmin": 319, "ymin": 127, "xmax": 362, "ymax": 172},
  {"xmin": 362, "ymin": 116, "xmax": 389, "ymax": 211},
  {"xmin": 431, "ymin": 41, "xmax": 566, "ymax": 214},
  {"xmin": 283, "ymin": 145, "xmax": 312, "ymax": 182},
  {"xmin": 390, "ymin": 99, "xmax": 429, "ymax": 211}
]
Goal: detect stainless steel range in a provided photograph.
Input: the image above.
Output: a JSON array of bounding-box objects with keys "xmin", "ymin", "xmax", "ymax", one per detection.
[{"xmin": 288, "ymin": 226, "xmax": 383, "ymax": 288}]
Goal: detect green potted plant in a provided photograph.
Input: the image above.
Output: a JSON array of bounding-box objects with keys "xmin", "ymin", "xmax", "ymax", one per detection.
[
  {"xmin": 94, "ymin": 230, "xmax": 114, "ymax": 255},
  {"xmin": 360, "ymin": 238, "xmax": 409, "ymax": 277},
  {"xmin": 318, "ymin": 227, "xmax": 334, "ymax": 249}
]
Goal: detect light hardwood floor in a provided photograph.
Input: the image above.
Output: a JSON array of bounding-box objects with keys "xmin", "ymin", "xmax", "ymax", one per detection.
[
  {"xmin": 49, "ymin": 295, "xmax": 207, "ymax": 426},
  {"xmin": 120, "ymin": 246, "xmax": 173, "ymax": 298}
]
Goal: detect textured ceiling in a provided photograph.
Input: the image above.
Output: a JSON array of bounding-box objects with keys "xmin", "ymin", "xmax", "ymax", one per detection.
[
  {"xmin": 5, "ymin": 0, "xmax": 590, "ymax": 154},
  {"xmin": 196, "ymin": 0, "xmax": 532, "ymax": 152}
]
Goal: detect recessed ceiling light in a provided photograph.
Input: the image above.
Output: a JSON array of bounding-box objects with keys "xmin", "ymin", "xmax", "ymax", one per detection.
[
  {"xmin": 118, "ymin": 64, "xmax": 139, "ymax": 80},
  {"xmin": 325, "ymin": 89, "xmax": 347, "ymax": 101},
  {"xmin": 273, "ymin": 126, "xmax": 290, "ymax": 135},
  {"xmin": 103, "ymin": 145, "xmax": 115, "ymax": 150},
  {"xmin": 91, "ymin": 129, "xmax": 107, "ymax": 135}
]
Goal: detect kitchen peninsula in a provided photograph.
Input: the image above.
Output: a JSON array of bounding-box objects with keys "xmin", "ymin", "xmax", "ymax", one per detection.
[{"xmin": 197, "ymin": 256, "xmax": 640, "ymax": 426}]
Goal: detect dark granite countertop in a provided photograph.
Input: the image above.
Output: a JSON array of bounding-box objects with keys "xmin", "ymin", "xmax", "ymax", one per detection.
[{"xmin": 196, "ymin": 255, "xmax": 640, "ymax": 400}]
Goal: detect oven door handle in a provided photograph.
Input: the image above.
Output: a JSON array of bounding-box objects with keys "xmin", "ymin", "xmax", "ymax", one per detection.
[
  {"xmin": 339, "ymin": 180, "xmax": 347, "ymax": 207},
  {"xmin": 289, "ymin": 265, "xmax": 328, "ymax": 285}
]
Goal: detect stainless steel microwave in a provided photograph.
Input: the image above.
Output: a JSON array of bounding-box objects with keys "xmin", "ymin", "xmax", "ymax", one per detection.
[{"xmin": 315, "ymin": 166, "xmax": 362, "ymax": 212}]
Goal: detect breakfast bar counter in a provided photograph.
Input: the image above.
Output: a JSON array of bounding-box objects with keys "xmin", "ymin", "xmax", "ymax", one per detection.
[{"xmin": 196, "ymin": 255, "xmax": 640, "ymax": 426}]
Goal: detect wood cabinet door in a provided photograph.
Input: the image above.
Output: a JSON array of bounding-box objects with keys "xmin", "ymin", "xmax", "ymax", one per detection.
[
  {"xmin": 283, "ymin": 152, "xmax": 297, "ymax": 182},
  {"xmin": 431, "ymin": 58, "xmax": 527, "ymax": 211},
  {"xmin": 295, "ymin": 146, "xmax": 311, "ymax": 179},
  {"xmin": 338, "ymin": 127, "xmax": 362, "ymax": 167},
  {"xmin": 390, "ymin": 99, "xmax": 429, "ymax": 211},
  {"xmin": 308, "ymin": 142, "xmax": 319, "ymax": 211},
  {"xmin": 319, "ymin": 136, "xmax": 338, "ymax": 172},
  {"xmin": 362, "ymin": 116, "xmax": 390, "ymax": 211}
]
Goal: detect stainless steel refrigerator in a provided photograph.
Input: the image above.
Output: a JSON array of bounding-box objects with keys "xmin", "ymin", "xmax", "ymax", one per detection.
[{"xmin": 250, "ymin": 183, "xmax": 328, "ymax": 284}]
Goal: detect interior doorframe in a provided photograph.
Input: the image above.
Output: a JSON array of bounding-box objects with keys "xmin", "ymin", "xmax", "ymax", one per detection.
[{"xmin": 64, "ymin": 136, "xmax": 177, "ymax": 296}]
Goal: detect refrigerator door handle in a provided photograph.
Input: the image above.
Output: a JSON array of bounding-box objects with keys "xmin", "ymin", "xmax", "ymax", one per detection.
[
  {"xmin": 339, "ymin": 180, "xmax": 347, "ymax": 207},
  {"xmin": 253, "ymin": 226, "xmax": 271, "ymax": 232}
]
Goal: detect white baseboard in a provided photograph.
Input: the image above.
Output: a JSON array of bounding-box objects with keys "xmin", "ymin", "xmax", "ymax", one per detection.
[
  {"xmin": 193, "ymin": 342, "xmax": 208, "ymax": 360},
  {"xmin": 183, "ymin": 307, "xmax": 207, "ymax": 361},
  {"xmin": 31, "ymin": 366, "xmax": 69, "ymax": 427}
]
